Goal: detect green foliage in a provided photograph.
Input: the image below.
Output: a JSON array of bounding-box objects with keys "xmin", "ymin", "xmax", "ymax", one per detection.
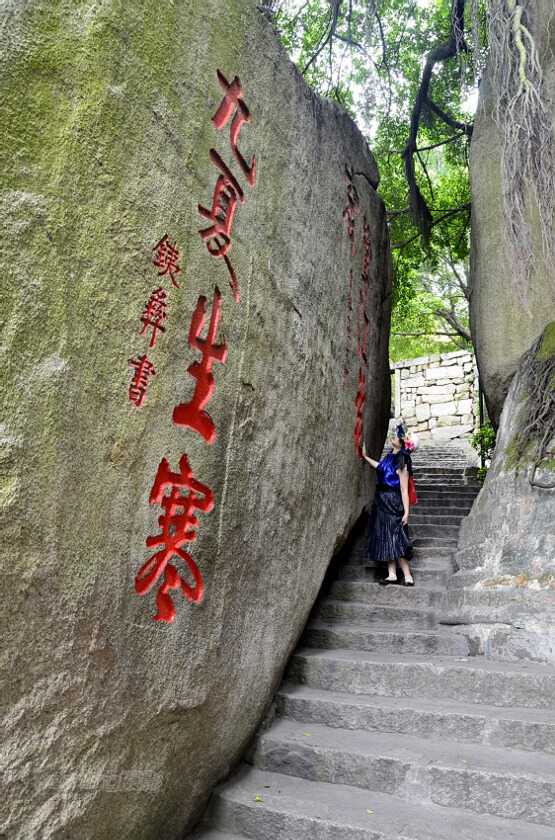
[
  {"xmin": 471, "ymin": 420, "xmax": 496, "ymax": 484},
  {"xmin": 268, "ymin": 0, "xmax": 486, "ymax": 357}
]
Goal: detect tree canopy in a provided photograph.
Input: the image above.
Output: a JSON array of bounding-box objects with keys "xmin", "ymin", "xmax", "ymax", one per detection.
[{"xmin": 262, "ymin": 0, "xmax": 485, "ymax": 360}]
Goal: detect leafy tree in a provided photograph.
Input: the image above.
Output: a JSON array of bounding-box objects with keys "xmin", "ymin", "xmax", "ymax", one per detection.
[{"xmin": 262, "ymin": 0, "xmax": 555, "ymax": 355}]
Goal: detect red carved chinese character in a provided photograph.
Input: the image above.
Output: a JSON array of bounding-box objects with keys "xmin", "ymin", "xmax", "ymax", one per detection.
[
  {"xmin": 198, "ymin": 150, "xmax": 245, "ymax": 302},
  {"xmin": 362, "ymin": 215, "xmax": 372, "ymax": 294},
  {"xmin": 357, "ymin": 290, "xmax": 370, "ymax": 367},
  {"xmin": 139, "ymin": 287, "xmax": 168, "ymax": 348},
  {"xmin": 345, "ymin": 269, "xmax": 354, "ymax": 389},
  {"xmin": 212, "ymin": 69, "xmax": 256, "ymax": 188},
  {"xmin": 135, "ymin": 454, "xmax": 214, "ymax": 622},
  {"xmin": 343, "ymin": 164, "xmax": 360, "ymax": 256},
  {"xmin": 153, "ymin": 235, "xmax": 181, "ymax": 288},
  {"xmin": 128, "ymin": 355, "xmax": 157, "ymax": 408},
  {"xmin": 354, "ymin": 368, "xmax": 366, "ymax": 457},
  {"xmin": 172, "ymin": 286, "xmax": 227, "ymax": 443}
]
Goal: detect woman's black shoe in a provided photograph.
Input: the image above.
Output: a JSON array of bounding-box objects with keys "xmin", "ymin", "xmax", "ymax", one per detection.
[
  {"xmin": 379, "ymin": 578, "xmax": 397, "ymax": 585},
  {"xmin": 403, "ymin": 580, "xmax": 415, "ymax": 587}
]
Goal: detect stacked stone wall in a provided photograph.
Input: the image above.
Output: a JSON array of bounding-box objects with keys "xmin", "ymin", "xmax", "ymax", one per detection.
[{"xmin": 392, "ymin": 350, "xmax": 479, "ymax": 442}]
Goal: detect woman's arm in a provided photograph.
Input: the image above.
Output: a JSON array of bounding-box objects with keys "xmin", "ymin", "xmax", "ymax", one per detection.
[
  {"xmin": 361, "ymin": 442, "xmax": 380, "ymax": 469},
  {"xmin": 398, "ymin": 466, "xmax": 410, "ymax": 525}
]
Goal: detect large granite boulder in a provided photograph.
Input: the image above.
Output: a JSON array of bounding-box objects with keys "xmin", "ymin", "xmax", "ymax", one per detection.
[
  {"xmin": 469, "ymin": 3, "xmax": 555, "ymax": 426},
  {"xmin": 447, "ymin": 324, "xmax": 555, "ymax": 662},
  {"xmin": 0, "ymin": 1, "xmax": 392, "ymax": 838}
]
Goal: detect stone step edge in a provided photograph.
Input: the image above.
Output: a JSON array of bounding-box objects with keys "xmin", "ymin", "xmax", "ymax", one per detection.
[
  {"xmin": 290, "ymin": 647, "xmax": 555, "ymax": 682},
  {"xmin": 277, "ymin": 681, "xmax": 555, "ymax": 719},
  {"xmin": 305, "ymin": 620, "xmax": 466, "ymax": 639},
  {"xmin": 205, "ymin": 767, "xmax": 555, "ymax": 840},
  {"xmin": 253, "ymin": 718, "xmax": 555, "ymax": 780}
]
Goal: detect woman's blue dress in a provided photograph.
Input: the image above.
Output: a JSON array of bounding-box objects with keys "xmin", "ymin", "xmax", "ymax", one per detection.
[{"xmin": 363, "ymin": 451, "xmax": 413, "ymax": 564}]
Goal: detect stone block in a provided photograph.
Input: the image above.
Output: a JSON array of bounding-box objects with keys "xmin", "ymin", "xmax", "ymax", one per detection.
[
  {"xmin": 429, "ymin": 418, "xmax": 437, "ymax": 429},
  {"xmin": 430, "ymin": 401, "xmax": 457, "ymax": 416},
  {"xmin": 400, "ymin": 400, "xmax": 415, "ymax": 413},
  {"xmin": 432, "ymin": 425, "xmax": 474, "ymax": 439},
  {"xmin": 461, "ymin": 413, "xmax": 474, "ymax": 425},
  {"xmin": 456, "ymin": 383, "xmax": 470, "ymax": 393},
  {"xmin": 417, "ymin": 421, "xmax": 429, "ymax": 431},
  {"xmin": 410, "ymin": 365, "xmax": 416, "ymax": 373},
  {"xmin": 456, "ymin": 399, "xmax": 473, "ymax": 415},
  {"xmin": 403, "ymin": 406, "xmax": 416, "ymax": 418},
  {"xmin": 415, "ymin": 403, "xmax": 431, "ymax": 422},
  {"xmin": 407, "ymin": 376, "xmax": 426, "ymax": 387},
  {"xmin": 401, "ymin": 369, "xmax": 409, "ymax": 379},
  {"xmin": 426, "ymin": 365, "xmax": 464, "ymax": 380},
  {"xmin": 422, "ymin": 393, "xmax": 455, "ymax": 404},
  {"xmin": 436, "ymin": 415, "xmax": 462, "ymax": 427},
  {"xmin": 452, "ymin": 377, "xmax": 464, "ymax": 385},
  {"xmin": 417, "ymin": 384, "xmax": 456, "ymax": 395}
]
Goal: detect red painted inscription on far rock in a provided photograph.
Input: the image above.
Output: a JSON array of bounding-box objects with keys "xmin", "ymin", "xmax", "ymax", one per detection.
[
  {"xmin": 343, "ymin": 164, "xmax": 360, "ymax": 256},
  {"xmin": 172, "ymin": 286, "xmax": 228, "ymax": 443},
  {"xmin": 354, "ymin": 368, "xmax": 366, "ymax": 457},
  {"xmin": 135, "ymin": 454, "xmax": 214, "ymax": 623}
]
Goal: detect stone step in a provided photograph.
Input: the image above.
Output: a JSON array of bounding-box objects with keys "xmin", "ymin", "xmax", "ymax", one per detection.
[
  {"xmin": 312, "ymin": 601, "xmax": 439, "ymax": 629},
  {"xmin": 301, "ymin": 622, "xmax": 469, "ymax": 656},
  {"xmin": 285, "ymin": 649, "xmax": 555, "ymax": 709},
  {"xmin": 441, "ymin": 588, "xmax": 555, "ymax": 624},
  {"xmin": 338, "ymin": 564, "xmax": 451, "ymax": 587},
  {"xmin": 414, "ymin": 498, "xmax": 479, "ymax": 508},
  {"xmin": 411, "ymin": 538, "xmax": 458, "ymax": 550},
  {"xmin": 326, "ymin": 581, "xmax": 442, "ymax": 606},
  {"xmin": 409, "ymin": 513, "xmax": 468, "ymax": 525},
  {"xmin": 416, "ymin": 484, "xmax": 480, "ymax": 494},
  {"xmin": 409, "ymin": 524, "xmax": 461, "ymax": 538},
  {"xmin": 249, "ymin": 720, "xmax": 555, "ymax": 826},
  {"xmin": 200, "ymin": 768, "xmax": 555, "ymax": 840},
  {"xmin": 415, "ymin": 466, "xmax": 466, "ymax": 474},
  {"xmin": 276, "ymin": 684, "xmax": 555, "ymax": 755}
]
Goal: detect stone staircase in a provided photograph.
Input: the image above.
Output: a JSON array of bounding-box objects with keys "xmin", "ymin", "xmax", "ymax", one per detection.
[{"xmin": 191, "ymin": 446, "xmax": 555, "ymax": 840}]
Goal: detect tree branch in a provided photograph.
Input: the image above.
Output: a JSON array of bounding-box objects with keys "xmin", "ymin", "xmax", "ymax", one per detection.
[
  {"xmin": 391, "ymin": 203, "xmax": 471, "ymax": 249},
  {"xmin": 401, "ymin": 0, "xmax": 468, "ymax": 244},
  {"xmin": 425, "ymin": 97, "xmax": 474, "ymax": 136}
]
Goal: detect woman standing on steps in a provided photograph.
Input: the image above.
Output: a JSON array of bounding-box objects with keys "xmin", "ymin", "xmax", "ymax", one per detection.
[{"xmin": 361, "ymin": 424, "xmax": 415, "ymax": 586}]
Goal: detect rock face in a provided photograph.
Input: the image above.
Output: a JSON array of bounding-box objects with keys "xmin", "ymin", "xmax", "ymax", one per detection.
[
  {"xmin": 469, "ymin": 4, "xmax": 555, "ymax": 427},
  {"xmin": 0, "ymin": 2, "xmax": 391, "ymax": 839},
  {"xmin": 451, "ymin": 324, "xmax": 555, "ymax": 662}
]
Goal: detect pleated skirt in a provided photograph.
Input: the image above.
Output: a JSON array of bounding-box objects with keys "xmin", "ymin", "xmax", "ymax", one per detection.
[{"xmin": 363, "ymin": 485, "xmax": 413, "ymax": 564}]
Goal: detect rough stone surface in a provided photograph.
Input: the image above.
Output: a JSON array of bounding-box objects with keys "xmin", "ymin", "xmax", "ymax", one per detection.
[
  {"xmin": 0, "ymin": 3, "xmax": 391, "ymax": 839},
  {"xmin": 469, "ymin": 7, "xmax": 555, "ymax": 425},
  {"xmin": 452, "ymin": 325, "xmax": 555, "ymax": 661}
]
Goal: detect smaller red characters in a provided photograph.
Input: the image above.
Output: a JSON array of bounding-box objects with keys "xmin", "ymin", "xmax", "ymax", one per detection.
[
  {"xmin": 139, "ymin": 287, "xmax": 168, "ymax": 348},
  {"xmin": 212, "ymin": 68, "xmax": 256, "ymax": 187},
  {"xmin": 153, "ymin": 235, "xmax": 181, "ymax": 289},
  {"xmin": 173, "ymin": 286, "xmax": 228, "ymax": 443},
  {"xmin": 128, "ymin": 354, "xmax": 157, "ymax": 408},
  {"xmin": 136, "ymin": 454, "xmax": 214, "ymax": 623},
  {"xmin": 343, "ymin": 164, "xmax": 360, "ymax": 256},
  {"xmin": 354, "ymin": 368, "xmax": 366, "ymax": 457}
]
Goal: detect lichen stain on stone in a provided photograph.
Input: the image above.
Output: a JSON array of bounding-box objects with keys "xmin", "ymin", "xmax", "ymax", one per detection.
[{"xmin": 537, "ymin": 320, "xmax": 555, "ymax": 362}]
